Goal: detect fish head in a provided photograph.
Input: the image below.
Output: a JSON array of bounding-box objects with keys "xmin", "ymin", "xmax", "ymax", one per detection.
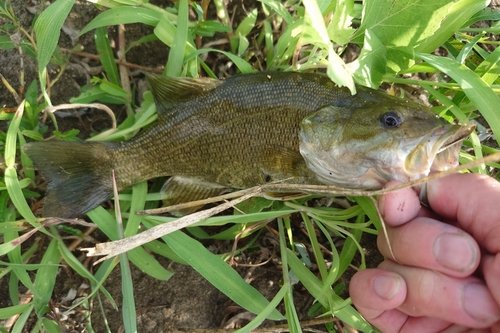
[{"xmin": 299, "ymin": 95, "xmax": 475, "ymax": 189}]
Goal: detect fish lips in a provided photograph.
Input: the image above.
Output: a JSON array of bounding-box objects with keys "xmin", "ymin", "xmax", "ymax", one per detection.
[{"xmin": 404, "ymin": 122, "xmax": 476, "ymax": 178}]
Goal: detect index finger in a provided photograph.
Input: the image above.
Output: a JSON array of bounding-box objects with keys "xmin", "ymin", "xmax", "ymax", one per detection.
[{"xmin": 427, "ymin": 173, "xmax": 500, "ymax": 254}]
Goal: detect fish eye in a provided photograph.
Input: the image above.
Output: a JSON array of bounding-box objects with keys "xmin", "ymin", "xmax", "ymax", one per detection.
[{"xmin": 380, "ymin": 111, "xmax": 403, "ymax": 128}]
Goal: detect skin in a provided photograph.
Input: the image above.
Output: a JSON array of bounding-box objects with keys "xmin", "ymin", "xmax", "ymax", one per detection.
[{"xmin": 349, "ymin": 173, "xmax": 500, "ymax": 333}]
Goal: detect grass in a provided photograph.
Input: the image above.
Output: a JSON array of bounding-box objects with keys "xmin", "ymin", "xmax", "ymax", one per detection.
[{"xmin": 1, "ymin": 0, "xmax": 500, "ymax": 332}]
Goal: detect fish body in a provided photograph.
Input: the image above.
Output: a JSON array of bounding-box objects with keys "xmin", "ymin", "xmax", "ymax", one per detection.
[{"xmin": 24, "ymin": 72, "xmax": 474, "ymax": 217}]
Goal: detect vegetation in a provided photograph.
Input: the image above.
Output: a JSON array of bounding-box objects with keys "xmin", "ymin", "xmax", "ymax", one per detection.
[{"xmin": 1, "ymin": 0, "xmax": 500, "ymax": 331}]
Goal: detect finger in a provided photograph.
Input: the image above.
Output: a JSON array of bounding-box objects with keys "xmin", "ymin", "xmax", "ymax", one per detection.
[
  {"xmin": 378, "ymin": 181, "xmax": 421, "ymax": 227},
  {"xmin": 426, "ymin": 174, "xmax": 500, "ymax": 253},
  {"xmin": 377, "ymin": 217, "xmax": 480, "ymax": 276},
  {"xmin": 380, "ymin": 260, "xmax": 500, "ymax": 329},
  {"xmin": 349, "ymin": 269, "xmax": 409, "ymax": 332},
  {"xmin": 350, "ymin": 269, "xmax": 455, "ymax": 333},
  {"xmin": 482, "ymin": 253, "xmax": 500, "ymax": 317}
]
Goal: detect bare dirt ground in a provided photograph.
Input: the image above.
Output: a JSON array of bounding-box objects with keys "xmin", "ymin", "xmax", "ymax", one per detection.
[{"xmin": 0, "ymin": 1, "xmax": 382, "ymax": 332}]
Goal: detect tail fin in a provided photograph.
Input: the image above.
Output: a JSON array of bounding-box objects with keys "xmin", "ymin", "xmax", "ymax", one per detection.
[{"xmin": 23, "ymin": 141, "xmax": 114, "ymax": 218}]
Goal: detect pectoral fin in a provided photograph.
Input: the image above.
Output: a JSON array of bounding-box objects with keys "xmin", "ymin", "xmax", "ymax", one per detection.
[
  {"xmin": 255, "ymin": 145, "xmax": 310, "ymax": 182},
  {"xmin": 162, "ymin": 176, "xmax": 228, "ymax": 216}
]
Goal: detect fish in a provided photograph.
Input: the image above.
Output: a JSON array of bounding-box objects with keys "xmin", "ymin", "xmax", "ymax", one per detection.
[{"xmin": 23, "ymin": 72, "xmax": 475, "ymax": 218}]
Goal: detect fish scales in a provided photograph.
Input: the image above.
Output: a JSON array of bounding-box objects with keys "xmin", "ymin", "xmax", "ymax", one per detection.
[
  {"xmin": 111, "ymin": 73, "xmax": 351, "ymax": 188},
  {"xmin": 23, "ymin": 72, "xmax": 474, "ymax": 217}
]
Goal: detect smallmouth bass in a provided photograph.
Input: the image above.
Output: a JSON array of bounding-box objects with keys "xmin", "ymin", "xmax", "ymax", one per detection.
[{"xmin": 24, "ymin": 72, "xmax": 475, "ymax": 218}]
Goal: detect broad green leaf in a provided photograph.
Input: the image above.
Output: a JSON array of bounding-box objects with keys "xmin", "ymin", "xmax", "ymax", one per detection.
[
  {"xmin": 386, "ymin": 46, "xmax": 414, "ymax": 74},
  {"xmin": 303, "ymin": 0, "xmax": 355, "ymax": 92},
  {"xmin": 348, "ymin": 29, "xmax": 386, "ymax": 87},
  {"xmin": 80, "ymin": 7, "xmax": 162, "ymax": 35},
  {"xmin": 417, "ymin": 53, "xmax": 500, "ymax": 146},
  {"xmin": 34, "ymin": 0, "xmax": 75, "ymax": 72},
  {"xmin": 163, "ymin": 230, "xmax": 285, "ymax": 320},
  {"xmin": 327, "ymin": 0, "xmax": 355, "ymax": 45},
  {"xmin": 354, "ymin": 0, "xmax": 455, "ymax": 48},
  {"xmin": 416, "ymin": 0, "xmax": 489, "ymax": 53}
]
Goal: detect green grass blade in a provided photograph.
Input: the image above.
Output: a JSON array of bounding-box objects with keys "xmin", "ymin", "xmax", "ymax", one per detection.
[
  {"xmin": 234, "ymin": 285, "xmax": 288, "ymax": 333},
  {"xmin": 9, "ymin": 304, "xmax": 33, "ymax": 333},
  {"xmin": 87, "ymin": 207, "xmax": 172, "ymax": 280},
  {"xmin": 127, "ymin": 247, "xmax": 173, "ymax": 280},
  {"xmin": 186, "ymin": 48, "xmax": 257, "ymax": 73},
  {"xmin": 124, "ymin": 181, "xmax": 147, "ymax": 237},
  {"xmin": 301, "ymin": 212, "xmax": 327, "ymax": 279},
  {"xmin": 5, "ymin": 103, "xmax": 38, "ymax": 226},
  {"xmin": 416, "ymin": 53, "xmax": 500, "ymax": 146},
  {"xmin": 163, "ymin": 230, "xmax": 285, "ymax": 321},
  {"xmin": 353, "ymin": 196, "xmax": 381, "ymax": 231},
  {"xmin": 80, "ymin": 7, "xmax": 162, "ymax": 35},
  {"xmin": 277, "ymin": 219, "xmax": 302, "ymax": 332},
  {"xmin": 338, "ymin": 224, "xmax": 364, "ymax": 276},
  {"xmin": 34, "ymin": 0, "xmax": 75, "ymax": 72},
  {"xmin": 120, "ymin": 251, "xmax": 136, "ymax": 333},
  {"xmin": 165, "ymin": 0, "xmax": 189, "ymax": 77},
  {"xmin": 0, "ymin": 228, "xmax": 38, "ymax": 257},
  {"xmin": 0, "ymin": 303, "xmax": 32, "ymax": 319},
  {"xmin": 95, "ymin": 27, "xmax": 120, "ymax": 85},
  {"xmin": 5, "ymin": 231, "xmax": 36, "ymax": 293},
  {"xmin": 34, "ymin": 239, "xmax": 60, "ymax": 315},
  {"xmin": 286, "ymin": 248, "xmax": 372, "ymax": 331}
]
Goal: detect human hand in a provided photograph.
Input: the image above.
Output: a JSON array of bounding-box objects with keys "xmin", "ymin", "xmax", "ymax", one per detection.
[{"xmin": 349, "ymin": 173, "xmax": 500, "ymax": 332}]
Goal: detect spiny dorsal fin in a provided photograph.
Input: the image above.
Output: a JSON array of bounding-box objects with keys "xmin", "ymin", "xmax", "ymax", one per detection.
[{"xmin": 145, "ymin": 73, "xmax": 222, "ymax": 113}]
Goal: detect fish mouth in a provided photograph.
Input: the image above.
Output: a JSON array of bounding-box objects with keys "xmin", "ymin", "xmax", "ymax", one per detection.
[{"xmin": 405, "ymin": 123, "xmax": 476, "ymax": 177}]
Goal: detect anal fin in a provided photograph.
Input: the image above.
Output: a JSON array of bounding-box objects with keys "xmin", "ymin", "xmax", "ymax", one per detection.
[{"xmin": 162, "ymin": 176, "xmax": 228, "ymax": 216}]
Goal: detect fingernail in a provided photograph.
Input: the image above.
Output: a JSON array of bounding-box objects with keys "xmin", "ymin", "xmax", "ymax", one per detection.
[
  {"xmin": 463, "ymin": 282, "xmax": 500, "ymax": 323},
  {"xmin": 433, "ymin": 233, "xmax": 477, "ymax": 272},
  {"xmin": 373, "ymin": 274, "xmax": 402, "ymax": 300}
]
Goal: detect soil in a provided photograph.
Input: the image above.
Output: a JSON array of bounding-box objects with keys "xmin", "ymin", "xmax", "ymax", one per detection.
[{"xmin": 0, "ymin": 1, "xmax": 382, "ymax": 332}]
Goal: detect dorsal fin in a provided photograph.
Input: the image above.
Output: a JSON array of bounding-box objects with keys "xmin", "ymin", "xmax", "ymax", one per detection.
[{"xmin": 145, "ymin": 73, "xmax": 222, "ymax": 113}]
